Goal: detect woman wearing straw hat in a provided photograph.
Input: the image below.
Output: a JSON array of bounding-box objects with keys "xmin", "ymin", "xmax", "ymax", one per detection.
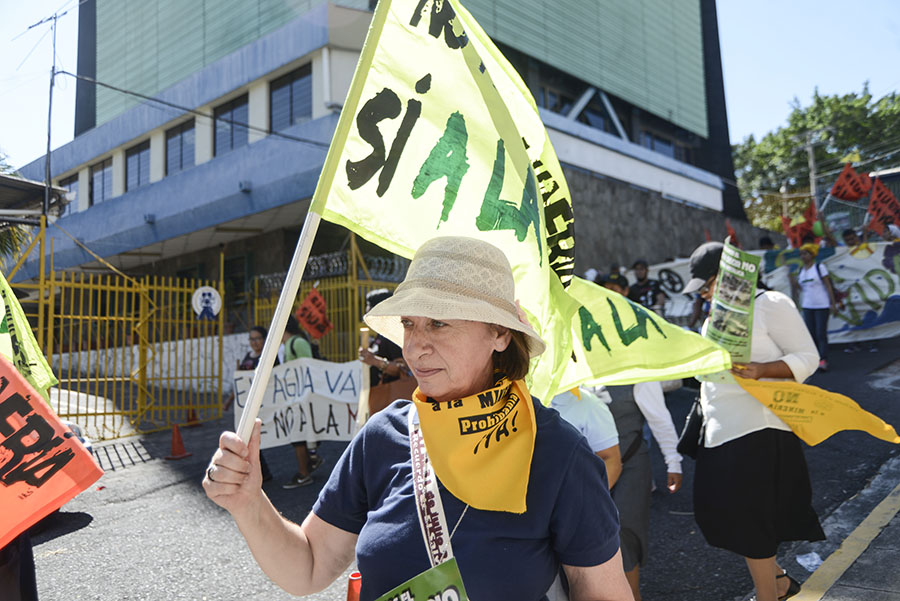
[{"xmin": 203, "ymin": 236, "xmax": 632, "ymax": 601}]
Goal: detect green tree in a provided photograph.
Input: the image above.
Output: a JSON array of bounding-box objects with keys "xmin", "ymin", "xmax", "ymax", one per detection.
[
  {"xmin": 0, "ymin": 153, "xmax": 37, "ymax": 266},
  {"xmin": 733, "ymin": 85, "xmax": 900, "ymax": 230}
]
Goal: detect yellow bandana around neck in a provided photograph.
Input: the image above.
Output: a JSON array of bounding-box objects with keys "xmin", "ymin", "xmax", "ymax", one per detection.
[{"xmin": 411, "ymin": 377, "xmax": 537, "ymax": 514}]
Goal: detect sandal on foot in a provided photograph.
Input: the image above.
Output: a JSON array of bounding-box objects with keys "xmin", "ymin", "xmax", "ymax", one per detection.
[{"xmin": 776, "ymin": 572, "xmax": 801, "ymax": 600}]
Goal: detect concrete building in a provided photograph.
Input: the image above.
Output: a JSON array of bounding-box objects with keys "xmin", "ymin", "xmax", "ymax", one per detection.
[{"xmin": 18, "ymin": 0, "xmax": 775, "ymax": 315}]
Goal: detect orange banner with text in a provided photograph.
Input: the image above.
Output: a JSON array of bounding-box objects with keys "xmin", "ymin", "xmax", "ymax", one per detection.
[{"xmin": 0, "ymin": 355, "xmax": 103, "ymax": 549}]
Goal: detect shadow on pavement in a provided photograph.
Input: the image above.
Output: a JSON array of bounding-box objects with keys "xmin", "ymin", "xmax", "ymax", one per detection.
[{"xmin": 30, "ymin": 511, "xmax": 94, "ymax": 544}]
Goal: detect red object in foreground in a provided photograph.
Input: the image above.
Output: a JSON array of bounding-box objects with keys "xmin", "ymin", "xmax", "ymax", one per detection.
[
  {"xmin": 164, "ymin": 424, "xmax": 192, "ymax": 460},
  {"xmin": 0, "ymin": 354, "xmax": 104, "ymax": 549},
  {"xmin": 346, "ymin": 571, "xmax": 362, "ymax": 601}
]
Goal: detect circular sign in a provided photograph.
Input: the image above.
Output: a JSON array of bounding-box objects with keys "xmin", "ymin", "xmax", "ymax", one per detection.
[{"xmin": 191, "ymin": 286, "xmax": 222, "ymax": 320}]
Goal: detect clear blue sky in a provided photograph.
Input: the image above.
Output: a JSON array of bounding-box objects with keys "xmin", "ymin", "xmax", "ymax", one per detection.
[{"xmin": 1, "ymin": 1, "xmax": 899, "ymax": 171}]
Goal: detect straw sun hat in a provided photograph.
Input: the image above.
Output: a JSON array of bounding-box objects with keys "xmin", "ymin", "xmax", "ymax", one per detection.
[{"xmin": 363, "ymin": 236, "xmax": 546, "ymax": 357}]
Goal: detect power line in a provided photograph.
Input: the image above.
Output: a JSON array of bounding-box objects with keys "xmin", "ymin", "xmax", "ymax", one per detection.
[{"xmin": 57, "ymin": 70, "xmax": 331, "ymax": 150}]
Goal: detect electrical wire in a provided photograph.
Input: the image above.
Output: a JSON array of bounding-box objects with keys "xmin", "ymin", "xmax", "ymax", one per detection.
[{"xmin": 56, "ymin": 70, "xmax": 331, "ymax": 150}]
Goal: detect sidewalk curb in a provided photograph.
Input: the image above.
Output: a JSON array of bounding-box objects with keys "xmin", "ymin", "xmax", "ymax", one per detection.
[
  {"xmin": 793, "ymin": 478, "xmax": 900, "ymax": 600},
  {"xmin": 741, "ymin": 453, "xmax": 900, "ymax": 600}
]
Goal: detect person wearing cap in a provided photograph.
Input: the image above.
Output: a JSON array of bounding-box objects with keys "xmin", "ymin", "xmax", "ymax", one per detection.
[
  {"xmin": 203, "ymin": 236, "xmax": 632, "ymax": 601},
  {"xmin": 683, "ymin": 241, "xmax": 823, "ymax": 601},
  {"xmin": 627, "ymin": 259, "xmax": 668, "ymax": 314},
  {"xmin": 790, "ymin": 243, "xmax": 842, "ymax": 372}
]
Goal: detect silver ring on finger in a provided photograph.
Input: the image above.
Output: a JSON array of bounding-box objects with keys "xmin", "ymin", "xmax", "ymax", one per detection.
[{"xmin": 207, "ymin": 466, "xmax": 216, "ymax": 482}]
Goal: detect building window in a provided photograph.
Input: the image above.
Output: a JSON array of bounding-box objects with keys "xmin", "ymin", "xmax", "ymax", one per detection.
[
  {"xmin": 270, "ymin": 64, "xmax": 312, "ymax": 132},
  {"xmin": 641, "ymin": 130, "xmax": 694, "ymax": 164},
  {"xmin": 214, "ymin": 95, "xmax": 249, "ymax": 157},
  {"xmin": 89, "ymin": 158, "xmax": 113, "ymax": 205},
  {"xmin": 641, "ymin": 131, "xmax": 675, "ymax": 159},
  {"xmin": 536, "ymin": 85, "xmax": 575, "ymax": 115},
  {"xmin": 59, "ymin": 174, "xmax": 78, "ymax": 216},
  {"xmin": 166, "ymin": 120, "xmax": 195, "ymax": 175},
  {"xmin": 126, "ymin": 141, "xmax": 151, "ymax": 191}
]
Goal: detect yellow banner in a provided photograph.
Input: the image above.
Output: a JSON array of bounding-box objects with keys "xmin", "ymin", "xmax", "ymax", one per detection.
[
  {"xmin": 735, "ymin": 376, "xmax": 900, "ymax": 446},
  {"xmin": 308, "ymin": 0, "xmax": 578, "ymax": 400},
  {"xmin": 0, "ymin": 271, "xmax": 57, "ymax": 399},
  {"xmin": 560, "ymin": 277, "xmax": 732, "ymax": 388}
]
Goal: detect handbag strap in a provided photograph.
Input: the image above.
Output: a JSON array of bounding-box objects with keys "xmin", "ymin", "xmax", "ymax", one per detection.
[
  {"xmin": 408, "ymin": 405, "xmax": 454, "ymax": 567},
  {"xmin": 620, "ymin": 431, "xmax": 645, "ymax": 465}
]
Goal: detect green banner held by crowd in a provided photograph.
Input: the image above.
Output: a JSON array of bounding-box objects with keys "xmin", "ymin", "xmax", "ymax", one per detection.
[
  {"xmin": 0, "ymin": 270, "xmax": 56, "ymax": 399},
  {"xmin": 306, "ymin": 0, "xmax": 730, "ymax": 400}
]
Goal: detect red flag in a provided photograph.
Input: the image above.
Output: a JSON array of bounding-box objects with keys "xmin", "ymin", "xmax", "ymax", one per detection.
[
  {"xmin": 866, "ymin": 178, "xmax": 900, "ymax": 238},
  {"xmin": 294, "ymin": 288, "xmax": 333, "ymax": 340},
  {"xmin": 830, "ymin": 164, "xmax": 872, "ymax": 201},
  {"xmin": 803, "ymin": 200, "xmax": 818, "ymax": 225},
  {"xmin": 725, "ymin": 219, "xmax": 741, "ymax": 249},
  {"xmin": 704, "ymin": 228, "xmax": 712, "ymax": 242},
  {"xmin": 0, "ymin": 355, "xmax": 102, "ymax": 549}
]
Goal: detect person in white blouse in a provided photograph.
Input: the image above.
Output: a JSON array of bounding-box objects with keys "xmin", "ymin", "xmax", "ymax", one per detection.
[{"xmin": 683, "ymin": 242, "xmax": 824, "ymax": 601}]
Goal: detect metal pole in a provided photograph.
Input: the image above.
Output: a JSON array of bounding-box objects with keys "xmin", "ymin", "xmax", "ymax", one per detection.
[
  {"xmin": 806, "ymin": 135, "xmax": 818, "ymax": 209},
  {"xmin": 236, "ymin": 210, "xmax": 322, "ymax": 443},
  {"xmin": 43, "ymin": 14, "xmax": 58, "ymax": 217}
]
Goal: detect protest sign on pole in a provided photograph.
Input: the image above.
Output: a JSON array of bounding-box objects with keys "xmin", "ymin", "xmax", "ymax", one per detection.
[
  {"xmin": 0, "ymin": 355, "xmax": 103, "ymax": 549},
  {"xmin": 233, "ymin": 358, "xmax": 362, "ymax": 448},
  {"xmin": 704, "ymin": 240, "xmax": 761, "ymax": 363},
  {"xmin": 237, "ymin": 0, "xmax": 738, "ymax": 435},
  {"xmin": 305, "ymin": 0, "xmax": 580, "ymax": 402}
]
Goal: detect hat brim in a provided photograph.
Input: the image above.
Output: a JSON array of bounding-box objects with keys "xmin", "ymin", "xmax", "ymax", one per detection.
[
  {"xmin": 364, "ymin": 286, "xmax": 546, "ymax": 358},
  {"xmin": 681, "ymin": 277, "xmax": 707, "ymax": 295}
]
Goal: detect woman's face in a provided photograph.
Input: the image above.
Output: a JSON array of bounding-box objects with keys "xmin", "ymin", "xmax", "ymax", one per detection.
[
  {"xmin": 401, "ymin": 316, "xmax": 511, "ymax": 403},
  {"xmin": 800, "ymin": 249, "xmax": 814, "ymax": 265},
  {"xmin": 248, "ymin": 330, "xmax": 265, "ymax": 354}
]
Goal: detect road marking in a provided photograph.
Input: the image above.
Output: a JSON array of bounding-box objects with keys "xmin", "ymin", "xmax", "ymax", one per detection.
[{"xmin": 792, "ymin": 480, "xmax": 900, "ymax": 600}]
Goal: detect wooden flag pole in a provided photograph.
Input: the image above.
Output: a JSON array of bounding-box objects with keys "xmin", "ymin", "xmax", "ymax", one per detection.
[{"xmin": 236, "ymin": 210, "xmax": 321, "ymax": 443}]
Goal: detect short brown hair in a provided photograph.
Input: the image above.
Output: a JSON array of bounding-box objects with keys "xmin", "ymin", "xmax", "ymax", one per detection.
[{"xmin": 492, "ymin": 329, "xmax": 532, "ymax": 381}]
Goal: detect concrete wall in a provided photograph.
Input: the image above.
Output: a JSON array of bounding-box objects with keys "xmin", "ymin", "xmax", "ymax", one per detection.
[{"xmin": 566, "ymin": 166, "xmax": 783, "ymax": 274}]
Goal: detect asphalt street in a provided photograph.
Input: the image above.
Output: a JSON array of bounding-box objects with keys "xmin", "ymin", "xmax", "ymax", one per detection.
[{"xmin": 28, "ymin": 337, "xmax": 900, "ymax": 601}]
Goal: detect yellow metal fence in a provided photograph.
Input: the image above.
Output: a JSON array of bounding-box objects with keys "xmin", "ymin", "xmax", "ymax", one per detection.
[
  {"xmin": 254, "ymin": 277, "xmax": 399, "ymax": 362},
  {"xmin": 17, "ymin": 270, "xmax": 224, "ymax": 441}
]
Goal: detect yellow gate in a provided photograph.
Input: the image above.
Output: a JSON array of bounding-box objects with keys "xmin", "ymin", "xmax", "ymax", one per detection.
[
  {"xmin": 12, "ymin": 241, "xmax": 225, "ymax": 441},
  {"xmin": 254, "ymin": 236, "xmax": 403, "ymax": 361}
]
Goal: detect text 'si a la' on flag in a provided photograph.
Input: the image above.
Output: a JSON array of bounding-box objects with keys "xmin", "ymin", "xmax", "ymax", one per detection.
[
  {"xmin": 306, "ymin": 0, "xmax": 580, "ymax": 400},
  {"xmin": 304, "ymin": 0, "xmax": 731, "ymax": 400}
]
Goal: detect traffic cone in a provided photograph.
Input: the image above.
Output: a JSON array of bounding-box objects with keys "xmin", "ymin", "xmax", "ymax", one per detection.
[
  {"xmin": 346, "ymin": 571, "xmax": 361, "ymax": 601},
  {"xmin": 184, "ymin": 408, "xmax": 201, "ymax": 428},
  {"xmin": 165, "ymin": 424, "xmax": 192, "ymax": 460}
]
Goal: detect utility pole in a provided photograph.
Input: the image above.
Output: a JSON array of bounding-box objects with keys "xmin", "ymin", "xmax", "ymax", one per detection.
[{"xmin": 43, "ymin": 12, "xmax": 58, "ymax": 218}]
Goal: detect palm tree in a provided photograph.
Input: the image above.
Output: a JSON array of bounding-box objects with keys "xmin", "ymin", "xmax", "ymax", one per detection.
[{"xmin": 0, "ymin": 153, "xmax": 38, "ymax": 270}]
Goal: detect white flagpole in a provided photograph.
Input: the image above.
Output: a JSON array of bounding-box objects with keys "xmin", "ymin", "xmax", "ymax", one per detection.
[{"xmin": 235, "ymin": 209, "xmax": 321, "ymax": 443}]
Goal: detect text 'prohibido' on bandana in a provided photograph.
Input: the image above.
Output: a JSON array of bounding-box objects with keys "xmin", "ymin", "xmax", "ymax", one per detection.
[{"xmin": 411, "ymin": 376, "xmax": 536, "ymax": 514}]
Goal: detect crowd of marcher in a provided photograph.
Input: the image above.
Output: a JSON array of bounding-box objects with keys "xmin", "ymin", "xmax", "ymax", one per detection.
[{"xmin": 203, "ymin": 226, "xmax": 877, "ymax": 601}]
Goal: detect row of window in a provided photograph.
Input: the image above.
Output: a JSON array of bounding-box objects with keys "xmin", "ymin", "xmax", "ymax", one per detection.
[{"xmin": 63, "ymin": 64, "xmax": 312, "ymax": 209}]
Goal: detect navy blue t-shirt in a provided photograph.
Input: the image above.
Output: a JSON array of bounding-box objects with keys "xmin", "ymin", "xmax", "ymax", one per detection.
[{"xmin": 313, "ymin": 397, "xmax": 621, "ymax": 601}]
